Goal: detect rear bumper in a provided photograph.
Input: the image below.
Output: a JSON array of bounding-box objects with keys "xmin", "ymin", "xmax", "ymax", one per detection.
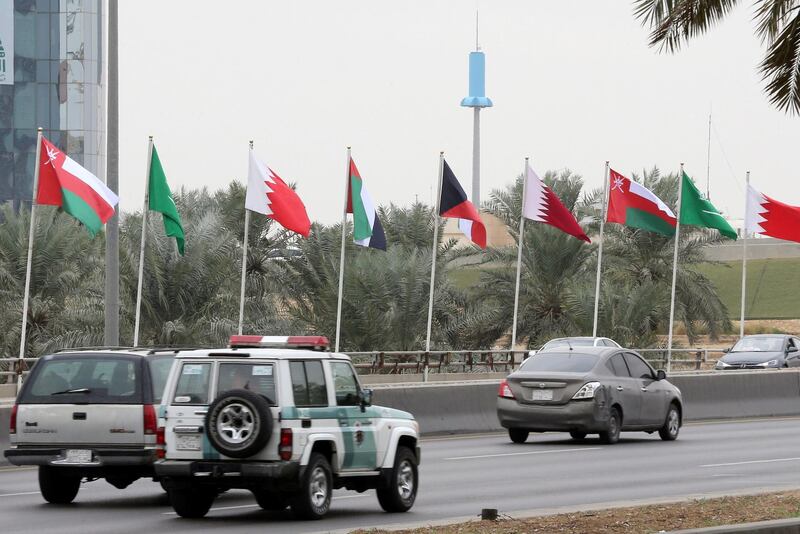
[
  {"xmin": 496, "ymin": 397, "xmax": 608, "ymax": 432},
  {"xmin": 155, "ymin": 460, "xmax": 301, "ymax": 490},
  {"xmin": 4, "ymin": 446, "xmax": 156, "ymax": 471}
]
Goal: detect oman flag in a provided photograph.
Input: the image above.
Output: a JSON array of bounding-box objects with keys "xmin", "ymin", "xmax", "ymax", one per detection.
[
  {"xmin": 37, "ymin": 135, "xmax": 119, "ymax": 236},
  {"xmin": 440, "ymin": 160, "xmax": 486, "ymax": 248},
  {"xmin": 606, "ymin": 169, "xmax": 676, "ymax": 236},
  {"xmin": 347, "ymin": 157, "xmax": 386, "ymax": 250},
  {"xmin": 746, "ymin": 184, "xmax": 800, "ymax": 243},
  {"xmin": 523, "ymin": 163, "xmax": 590, "ymax": 242},
  {"xmin": 246, "ymin": 149, "xmax": 311, "ymax": 237}
]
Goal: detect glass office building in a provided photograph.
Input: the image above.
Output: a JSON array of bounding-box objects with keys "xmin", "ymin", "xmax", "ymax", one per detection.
[{"xmin": 0, "ymin": 0, "xmax": 104, "ymax": 204}]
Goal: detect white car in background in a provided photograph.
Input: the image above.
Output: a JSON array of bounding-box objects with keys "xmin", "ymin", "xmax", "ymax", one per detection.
[{"xmin": 528, "ymin": 337, "xmax": 622, "ymax": 358}]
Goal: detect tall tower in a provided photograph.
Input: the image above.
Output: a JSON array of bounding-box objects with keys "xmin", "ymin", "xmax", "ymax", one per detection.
[{"xmin": 460, "ymin": 17, "xmax": 492, "ymax": 208}]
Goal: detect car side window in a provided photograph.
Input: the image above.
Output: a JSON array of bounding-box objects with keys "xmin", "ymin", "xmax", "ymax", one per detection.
[
  {"xmin": 173, "ymin": 363, "xmax": 211, "ymax": 404},
  {"xmin": 607, "ymin": 354, "xmax": 631, "ymax": 377},
  {"xmin": 330, "ymin": 361, "xmax": 361, "ymax": 407},
  {"xmin": 289, "ymin": 361, "xmax": 328, "ymax": 407},
  {"xmin": 623, "ymin": 353, "xmax": 654, "ymax": 380},
  {"xmin": 787, "ymin": 338, "xmax": 796, "ymax": 350},
  {"xmin": 218, "ymin": 363, "xmax": 277, "ymax": 404}
]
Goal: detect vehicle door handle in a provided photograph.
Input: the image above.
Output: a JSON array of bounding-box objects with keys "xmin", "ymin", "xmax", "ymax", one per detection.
[
  {"xmin": 194, "ymin": 410, "xmax": 208, "ymax": 415},
  {"xmin": 616, "ymin": 386, "xmax": 624, "ymax": 391}
]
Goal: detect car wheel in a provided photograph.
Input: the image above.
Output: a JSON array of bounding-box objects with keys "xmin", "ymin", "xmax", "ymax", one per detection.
[
  {"xmin": 569, "ymin": 431, "xmax": 587, "ymax": 440},
  {"xmin": 658, "ymin": 404, "xmax": 681, "ymax": 441},
  {"xmin": 254, "ymin": 490, "xmax": 288, "ymax": 512},
  {"xmin": 205, "ymin": 388, "xmax": 273, "ymax": 458},
  {"xmin": 377, "ymin": 446, "xmax": 418, "ymax": 513},
  {"xmin": 291, "ymin": 452, "xmax": 332, "ymax": 520},
  {"xmin": 599, "ymin": 407, "xmax": 621, "ymax": 444},
  {"xmin": 508, "ymin": 428, "xmax": 529, "ymax": 444},
  {"xmin": 39, "ymin": 466, "xmax": 81, "ymax": 504},
  {"xmin": 168, "ymin": 486, "xmax": 217, "ymax": 518}
]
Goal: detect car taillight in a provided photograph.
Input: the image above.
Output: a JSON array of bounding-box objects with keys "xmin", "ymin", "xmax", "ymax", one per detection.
[
  {"xmin": 279, "ymin": 428, "xmax": 292, "ymax": 461},
  {"xmin": 143, "ymin": 404, "xmax": 157, "ymax": 435},
  {"xmin": 498, "ymin": 379, "xmax": 515, "ymax": 399},
  {"xmin": 155, "ymin": 426, "xmax": 166, "ymax": 459},
  {"xmin": 9, "ymin": 404, "xmax": 17, "ymax": 435}
]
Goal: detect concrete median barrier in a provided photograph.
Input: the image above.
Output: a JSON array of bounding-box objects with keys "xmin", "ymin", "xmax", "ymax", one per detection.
[{"xmin": 0, "ymin": 406, "xmax": 9, "ymax": 467}]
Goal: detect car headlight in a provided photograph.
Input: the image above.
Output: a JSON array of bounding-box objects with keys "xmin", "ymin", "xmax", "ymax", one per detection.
[
  {"xmin": 716, "ymin": 361, "xmax": 730, "ymax": 369},
  {"xmin": 572, "ymin": 382, "xmax": 601, "ymax": 400},
  {"xmin": 759, "ymin": 359, "xmax": 778, "ymax": 367}
]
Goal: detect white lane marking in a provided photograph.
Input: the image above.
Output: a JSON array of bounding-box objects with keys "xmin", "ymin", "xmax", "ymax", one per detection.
[
  {"xmin": 701, "ymin": 457, "xmax": 800, "ymax": 468},
  {"xmin": 161, "ymin": 493, "xmax": 370, "ymax": 515},
  {"xmin": 0, "ymin": 491, "xmax": 41, "ymax": 497},
  {"xmin": 445, "ymin": 447, "xmax": 602, "ymax": 461}
]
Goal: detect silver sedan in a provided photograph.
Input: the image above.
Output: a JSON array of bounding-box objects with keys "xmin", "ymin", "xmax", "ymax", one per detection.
[{"xmin": 497, "ymin": 347, "xmax": 683, "ymax": 444}]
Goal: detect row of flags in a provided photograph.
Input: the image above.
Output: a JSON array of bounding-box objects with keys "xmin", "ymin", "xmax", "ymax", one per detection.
[{"xmin": 18, "ymin": 131, "xmax": 800, "ymax": 358}]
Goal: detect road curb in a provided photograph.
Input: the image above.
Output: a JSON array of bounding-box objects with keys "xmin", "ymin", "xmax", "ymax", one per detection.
[{"xmin": 668, "ymin": 517, "xmax": 800, "ymax": 533}]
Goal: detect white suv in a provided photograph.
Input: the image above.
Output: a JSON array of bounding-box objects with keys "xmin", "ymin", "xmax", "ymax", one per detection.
[{"xmin": 155, "ymin": 335, "xmax": 420, "ymax": 520}]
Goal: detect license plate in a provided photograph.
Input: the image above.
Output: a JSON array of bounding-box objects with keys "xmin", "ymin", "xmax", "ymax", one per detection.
[
  {"xmin": 176, "ymin": 434, "xmax": 201, "ymax": 451},
  {"xmin": 530, "ymin": 389, "xmax": 553, "ymax": 401},
  {"xmin": 65, "ymin": 449, "xmax": 92, "ymax": 463}
]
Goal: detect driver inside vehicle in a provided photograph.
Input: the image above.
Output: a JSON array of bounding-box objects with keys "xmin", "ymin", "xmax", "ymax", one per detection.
[{"xmin": 220, "ymin": 365, "xmax": 251, "ymax": 392}]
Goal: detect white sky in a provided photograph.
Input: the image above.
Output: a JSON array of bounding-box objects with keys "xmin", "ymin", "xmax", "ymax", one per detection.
[{"xmin": 118, "ymin": 0, "xmax": 800, "ymax": 225}]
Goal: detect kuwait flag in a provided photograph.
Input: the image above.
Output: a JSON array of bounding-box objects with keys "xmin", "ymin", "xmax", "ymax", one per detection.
[
  {"xmin": 746, "ymin": 184, "xmax": 800, "ymax": 243},
  {"xmin": 347, "ymin": 157, "xmax": 386, "ymax": 250},
  {"xmin": 440, "ymin": 160, "xmax": 486, "ymax": 248},
  {"xmin": 606, "ymin": 168, "xmax": 676, "ymax": 236},
  {"xmin": 36, "ymin": 135, "xmax": 119, "ymax": 236}
]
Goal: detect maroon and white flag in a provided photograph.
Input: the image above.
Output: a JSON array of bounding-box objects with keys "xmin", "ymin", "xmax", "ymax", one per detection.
[{"xmin": 522, "ymin": 163, "xmax": 590, "ymax": 242}]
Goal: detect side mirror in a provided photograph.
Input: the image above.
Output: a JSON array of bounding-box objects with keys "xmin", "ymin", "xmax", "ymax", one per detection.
[
  {"xmin": 656, "ymin": 370, "xmax": 667, "ymax": 381},
  {"xmin": 359, "ymin": 388, "xmax": 373, "ymax": 412},
  {"xmin": 722, "ymin": 348, "xmax": 730, "ymax": 353}
]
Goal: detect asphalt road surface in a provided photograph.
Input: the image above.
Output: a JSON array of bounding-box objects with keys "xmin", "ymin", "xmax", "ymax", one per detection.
[{"xmin": 2, "ymin": 418, "xmax": 800, "ymax": 534}]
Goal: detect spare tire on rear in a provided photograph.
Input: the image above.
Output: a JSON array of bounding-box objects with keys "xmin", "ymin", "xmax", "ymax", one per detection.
[{"xmin": 206, "ymin": 388, "xmax": 273, "ymax": 458}]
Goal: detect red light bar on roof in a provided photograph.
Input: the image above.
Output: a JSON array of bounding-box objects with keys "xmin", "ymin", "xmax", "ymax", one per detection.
[{"xmin": 229, "ymin": 335, "xmax": 330, "ymax": 351}]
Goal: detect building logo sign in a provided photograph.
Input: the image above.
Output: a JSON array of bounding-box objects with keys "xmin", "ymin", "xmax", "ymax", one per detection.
[{"xmin": 0, "ymin": 0, "xmax": 13, "ymax": 85}]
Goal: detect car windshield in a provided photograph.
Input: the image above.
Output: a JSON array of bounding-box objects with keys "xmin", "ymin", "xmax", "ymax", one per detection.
[
  {"xmin": 520, "ymin": 353, "xmax": 599, "ymax": 373},
  {"xmin": 731, "ymin": 337, "xmax": 784, "ymax": 352},
  {"xmin": 21, "ymin": 355, "xmax": 143, "ymax": 404},
  {"xmin": 541, "ymin": 338, "xmax": 595, "ymax": 350}
]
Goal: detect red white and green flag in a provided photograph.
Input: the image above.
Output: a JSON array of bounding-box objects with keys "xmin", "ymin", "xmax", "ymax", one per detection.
[
  {"xmin": 36, "ymin": 135, "xmax": 119, "ymax": 236},
  {"xmin": 346, "ymin": 158, "xmax": 386, "ymax": 250},
  {"xmin": 606, "ymin": 168, "xmax": 676, "ymax": 236}
]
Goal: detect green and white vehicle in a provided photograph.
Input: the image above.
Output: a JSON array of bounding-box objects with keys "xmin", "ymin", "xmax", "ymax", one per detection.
[{"xmin": 155, "ymin": 335, "xmax": 420, "ymax": 520}]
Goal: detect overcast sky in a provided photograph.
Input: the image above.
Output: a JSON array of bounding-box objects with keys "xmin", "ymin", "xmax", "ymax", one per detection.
[{"xmin": 118, "ymin": 0, "xmax": 800, "ymax": 226}]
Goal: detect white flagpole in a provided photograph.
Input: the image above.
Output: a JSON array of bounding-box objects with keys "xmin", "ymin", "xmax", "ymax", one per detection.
[
  {"xmin": 510, "ymin": 157, "xmax": 529, "ymax": 354},
  {"xmin": 133, "ymin": 136, "xmax": 153, "ymax": 347},
  {"xmin": 425, "ymin": 152, "xmax": 445, "ymax": 357},
  {"xmin": 666, "ymin": 163, "xmax": 685, "ymax": 373},
  {"xmin": 334, "ymin": 147, "xmax": 351, "ymax": 352},
  {"xmin": 592, "ymin": 161, "xmax": 610, "ymax": 337},
  {"xmin": 238, "ymin": 140, "xmax": 254, "ymax": 336},
  {"xmin": 739, "ymin": 171, "xmax": 750, "ymax": 339},
  {"xmin": 18, "ymin": 128, "xmax": 43, "ymax": 392}
]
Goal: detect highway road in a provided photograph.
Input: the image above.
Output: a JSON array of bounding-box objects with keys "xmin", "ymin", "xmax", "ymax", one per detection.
[{"xmin": 1, "ymin": 418, "xmax": 799, "ymax": 533}]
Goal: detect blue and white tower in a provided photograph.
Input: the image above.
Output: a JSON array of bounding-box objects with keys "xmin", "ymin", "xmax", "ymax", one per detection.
[{"xmin": 460, "ymin": 20, "xmax": 492, "ymax": 208}]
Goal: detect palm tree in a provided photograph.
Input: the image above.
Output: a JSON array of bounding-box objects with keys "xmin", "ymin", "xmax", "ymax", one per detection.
[{"xmin": 634, "ymin": 0, "xmax": 800, "ymax": 114}]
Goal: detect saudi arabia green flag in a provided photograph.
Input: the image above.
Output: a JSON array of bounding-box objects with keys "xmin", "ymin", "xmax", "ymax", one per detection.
[
  {"xmin": 149, "ymin": 145, "xmax": 185, "ymax": 255},
  {"xmin": 679, "ymin": 172, "xmax": 737, "ymax": 240}
]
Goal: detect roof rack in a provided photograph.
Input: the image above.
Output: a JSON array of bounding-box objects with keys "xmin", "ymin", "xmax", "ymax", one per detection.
[{"xmin": 53, "ymin": 346, "xmax": 136, "ymax": 353}]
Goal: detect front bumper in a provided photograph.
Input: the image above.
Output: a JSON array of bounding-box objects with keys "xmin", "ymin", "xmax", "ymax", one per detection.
[
  {"xmin": 155, "ymin": 459, "xmax": 301, "ymax": 490},
  {"xmin": 496, "ymin": 397, "xmax": 608, "ymax": 432},
  {"xmin": 4, "ymin": 446, "xmax": 157, "ymax": 468}
]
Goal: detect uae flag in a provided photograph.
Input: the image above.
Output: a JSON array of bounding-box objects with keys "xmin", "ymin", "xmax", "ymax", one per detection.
[
  {"xmin": 607, "ymin": 168, "xmax": 676, "ymax": 236},
  {"xmin": 36, "ymin": 135, "xmax": 119, "ymax": 236},
  {"xmin": 523, "ymin": 164, "xmax": 590, "ymax": 242},
  {"xmin": 347, "ymin": 158, "xmax": 386, "ymax": 250},
  {"xmin": 746, "ymin": 184, "xmax": 800, "ymax": 243},
  {"xmin": 440, "ymin": 160, "xmax": 486, "ymax": 248},
  {"xmin": 246, "ymin": 149, "xmax": 311, "ymax": 237}
]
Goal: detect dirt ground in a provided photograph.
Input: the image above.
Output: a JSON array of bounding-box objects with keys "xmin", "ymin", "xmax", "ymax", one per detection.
[{"xmin": 353, "ymin": 490, "xmax": 800, "ymax": 533}]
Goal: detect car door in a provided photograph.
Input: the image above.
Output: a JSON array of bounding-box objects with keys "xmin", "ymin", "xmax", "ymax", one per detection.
[
  {"xmin": 164, "ymin": 360, "xmax": 214, "ymax": 460},
  {"xmin": 606, "ymin": 353, "xmax": 642, "ymax": 427},
  {"xmin": 330, "ymin": 361, "xmax": 378, "ymax": 471},
  {"xmin": 622, "ymin": 352, "xmax": 663, "ymax": 426}
]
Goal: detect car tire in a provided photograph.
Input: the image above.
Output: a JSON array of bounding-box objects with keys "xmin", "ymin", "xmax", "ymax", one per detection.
[
  {"xmin": 290, "ymin": 452, "xmax": 332, "ymax": 520},
  {"xmin": 168, "ymin": 486, "xmax": 217, "ymax": 518},
  {"xmin": 569, "ymin": 431, "xmax": 587, "ymax": 440},
  {"xmin": 508, "ymin": 428, "xmax": 529, "ymax": 444},
  {"xmin": 39, "ymin": 466, "xmax": 80, "ymax": 504},
  {"xmin": 377, "ymin": 446, "xmax": 418, "ymax": 513},
  {"xmin": 205, "ymin": 388, "xmax": 273, "ymax": 458},
  {"xmin": 599, "ymin": 407, "xmax": 621, "ymax": 445},
  {"xmin": 658, "ymin": 403, "xmax": 681, "ymax": 441},
  {"xmin": 254, "ymin": 490, "xmax": 288, "ymax": 512}
]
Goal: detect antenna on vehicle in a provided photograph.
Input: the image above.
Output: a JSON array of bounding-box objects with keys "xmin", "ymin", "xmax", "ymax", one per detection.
[{"xmin": 566, "ymin": 340, "xmax": 573, "ymax": 351}]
